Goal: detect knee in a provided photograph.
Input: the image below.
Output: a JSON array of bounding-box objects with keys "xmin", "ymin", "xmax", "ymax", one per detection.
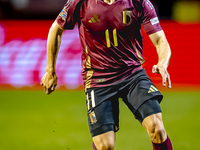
[
  {"xmin": 93, "ymin": 131, "xmax": 115, "ymax": 150},
  {"xmin": 142, "ymin": 114, "xmax": 167, "ymax": 143},
  {"xmin": 149, "ymin": 125, "xmax": 166, "ymax": 143}
]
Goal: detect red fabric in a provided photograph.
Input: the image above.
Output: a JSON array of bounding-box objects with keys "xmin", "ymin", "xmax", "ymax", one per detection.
[
  {"xmin": 56, "ymin": 0, "xmax": 162, "ymax": 88},
  {"xmin": 152, "ymin": 136, "xmax": 173, "ymax": 150}
]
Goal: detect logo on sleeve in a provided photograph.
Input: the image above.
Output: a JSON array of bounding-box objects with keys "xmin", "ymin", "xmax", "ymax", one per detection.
[
  {"xmin": 150, "ymin": 17, "xmax": 159, "ymax": 25},
  {"xmin": 59, "ymin": 0, "xmax": 74, "ymax": 21},
  {"xmin": 59, "ymin": 8, "xmax": 68, "ymax": 21}
]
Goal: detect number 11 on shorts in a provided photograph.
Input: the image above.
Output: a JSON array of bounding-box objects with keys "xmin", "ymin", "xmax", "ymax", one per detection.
[
  {"xmin": 91, "ymin": 90, "xmax": 95, "ymax": 108},
  {"xmin": 87, "ymin": 90, "xmax": 96, "ymax": 110}
]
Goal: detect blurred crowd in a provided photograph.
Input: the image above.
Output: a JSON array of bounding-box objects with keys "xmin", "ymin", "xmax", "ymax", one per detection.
[{"xmin": 0, "ymin": 0, "xmax": 199, "ymax": 21}]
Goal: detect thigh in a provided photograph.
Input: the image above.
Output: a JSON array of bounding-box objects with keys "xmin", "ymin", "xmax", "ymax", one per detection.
[
  {"xmin": 142, "ymin": 112, "xmax": 164, "ymax": 130},
  {"xmin": 86, "ymin": 87, "xmax": 119, "ymax": 137},
  {"xmin": 122, "ymin": 73, "xmax": 163, "ymax": 115},
  {"xmin": 142, "ymin": 112, "xmax": 167, "ymax": 143},
  {"xmin": 135, "ymin": 99, "xmax": 162, "ymax": 123}
]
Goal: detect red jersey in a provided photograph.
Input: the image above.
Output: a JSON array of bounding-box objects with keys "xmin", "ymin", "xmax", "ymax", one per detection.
[{"xmin": 56, "ymin": 0, "xmax": 162, "ymax": 88}]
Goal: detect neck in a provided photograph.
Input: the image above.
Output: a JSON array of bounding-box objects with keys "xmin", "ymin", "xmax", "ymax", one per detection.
[{"xmin": 103, "ymin": 0, "xmax": 115, "ymax": 4}]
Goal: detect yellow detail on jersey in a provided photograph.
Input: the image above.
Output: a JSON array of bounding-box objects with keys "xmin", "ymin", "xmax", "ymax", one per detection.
[
  {"xmin": 86, "ymin": 93, "xmax": 90, "ymax": 110},
  {"xmin": 105, "ymin": 29, "xmax": 119, "ymax": 48},
  {"xmin": 123, "ymin": 11, "xmax": 126, "ymax": 24},
  {"xmin": 91, "ymin": 17, "xmax": 96, "ymax": 22},
  {"xmin": 122, "ymin": 11, "xmax": 131, "ymax": 25},
  {"xmin": 105, "ymin": 29, "xmax": 111, "ymax": 48},
  {"xmin": 136, "ymin": 49, "xmax": 145, "ymax": 64},
  {"xmin": 88, "ymin": 14, "xmax": 100, "ymax": 23},
  {"xmin": 94, "ymin": 15, "xmax": 100, "ymax": 22},
  {"xmin": 113, "ymin": 29, "xmax": 118, "ymax": 47},
  {"xmin": 85, "ymin": 47, "xmax": 93, "ymax": 89},
  {"xmin": 86, "ymin": 70, "xmax": 93, "ymax": 88}
]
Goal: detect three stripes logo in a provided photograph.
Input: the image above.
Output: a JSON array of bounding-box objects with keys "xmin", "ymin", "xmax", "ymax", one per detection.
[
  {"xmin": 88, "ymin": 15, "xmax": 100, "ymax": 23},
  {"xmin": 148, "ymin": 85, "xmax": 158, "ymax": 93}
]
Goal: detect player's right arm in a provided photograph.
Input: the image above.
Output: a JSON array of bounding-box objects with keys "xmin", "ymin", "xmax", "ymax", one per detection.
[
  {"xmin": 41, "ymin": 0, "xmax": 83, "ymax": 94},
  {"xmin": 41, "ymin": 21, "xmax": 64, "ymax": 95}
]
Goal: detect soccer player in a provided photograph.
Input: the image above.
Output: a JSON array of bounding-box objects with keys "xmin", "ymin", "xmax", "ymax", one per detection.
[{"xmin": 41, "ymin": 0, "xmax": 173, "ymax": 149}]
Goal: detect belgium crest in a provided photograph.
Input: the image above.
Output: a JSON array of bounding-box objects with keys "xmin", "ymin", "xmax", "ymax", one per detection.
[{"xmin": 121, "ymin": 11, "xmax": 131, "ymax": 25}]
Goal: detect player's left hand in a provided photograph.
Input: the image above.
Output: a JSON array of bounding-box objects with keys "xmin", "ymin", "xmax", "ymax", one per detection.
[
  {"xmin": 41, "ymin": 71, "xmax": 58, "ymax": 95},
  {"xmin": 152, "ymin": 64, "xmax": 171, "ymax": 88}
]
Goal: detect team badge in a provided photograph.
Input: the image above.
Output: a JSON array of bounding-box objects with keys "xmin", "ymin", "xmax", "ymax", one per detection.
[{"xmin": 121, "ymin": 11, "xmax": 131, "ymax": 25}]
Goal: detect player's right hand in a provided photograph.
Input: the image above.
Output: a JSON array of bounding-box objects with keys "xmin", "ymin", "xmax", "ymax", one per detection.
[{"xmin": 41, "ymin": 71, "xmax": 58, "ymax": 95}]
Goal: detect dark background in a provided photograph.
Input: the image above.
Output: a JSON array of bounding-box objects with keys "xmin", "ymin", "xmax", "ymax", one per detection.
[{"xmin": 0, "ymin": 0, "xmax": 175, "ymax": 19}]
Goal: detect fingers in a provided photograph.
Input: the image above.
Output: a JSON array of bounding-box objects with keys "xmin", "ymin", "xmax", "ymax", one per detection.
[
  {"xmin": 162, "ymin": 71, "xmax": 171, "ymax": 88},
  {"xmin": 46, "ymin": 87, "xmax": 52, "ymax": 95},
  {"xmin": 44, "ymin": 85, "xmax": 55, "ymax": 95},
  {"xmin": 152, "ymin": 65, "xmax": 162, "ymax": 74},
  {"xmin": 166, "ymin": 73, "xmax": 172, "ymax": 88},
  {"xmin": 162, "ymin": 74, "xmax": 167, "ymax": 87},
  {"xmin": 41, "ymin": 81, "xmax": 44, "ymax": 87},
  {"xmin": 41, "ymin": 80, "xmax": 57, "ymax": 95},
  {"xmin": 45, "ymin": 84, "xmax": 57, "ymax": 95},
  {"xmin": 152, "ymin": 65, "xmax": 158, "ymax": 74},
  {"xmin": 51, "ymin": 83, "xmax": 57, "ymax": 90},
  {"xmin": 152, "ymin": 64, "xmax": 172, "ymax": 88},
  {"xmin": 43, "ymin": 84, "xmax": 56, "ymax": 95},
  {"xmin": 41, "ymin": 72, "xmax": 58, "ymax": 95}
]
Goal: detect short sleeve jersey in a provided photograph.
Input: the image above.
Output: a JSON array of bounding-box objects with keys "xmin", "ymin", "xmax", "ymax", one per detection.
[{"xmin": 56, "ymin": 0, "xmax": 162, "ymax": 88}]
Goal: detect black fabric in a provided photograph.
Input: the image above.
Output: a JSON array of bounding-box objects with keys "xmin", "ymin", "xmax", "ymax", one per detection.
[
  {"xmin": 87, "ymin": 99, "xmax": 119, "ymax": 137},
  {"xmin": 91, "ymin": 124, "xmax": 116, "ymax": 137},
  {"xmin": 85, "ymin": 69, "xmax": 163, "ymax": 137},
  {"xmin": 135, "ymin": 99, "xmax": 162, "ymax": 124}
]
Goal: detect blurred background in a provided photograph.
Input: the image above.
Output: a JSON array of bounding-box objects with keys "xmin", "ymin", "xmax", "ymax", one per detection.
[
  {"xmin": 0, "ymin": 0, "xmax": 200, "ymax": 150},
  {"xmin": 0, "ymin": 0, "xmax": 200, "ymax": 21}
]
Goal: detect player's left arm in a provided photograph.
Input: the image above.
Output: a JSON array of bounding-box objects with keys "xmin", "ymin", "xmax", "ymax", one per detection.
[{"xmin": 149, "ymin": 30, "xmax": 172, "ymax": 88}]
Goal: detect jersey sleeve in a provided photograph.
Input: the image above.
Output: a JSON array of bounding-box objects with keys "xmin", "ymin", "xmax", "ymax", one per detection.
[
  {"xmin": 56, "ymin": 0, "xmax": 82, "ymax": 29},
  {"xmin": 141, "ymin": 0, "xmax": 162, "ymax": 35}
]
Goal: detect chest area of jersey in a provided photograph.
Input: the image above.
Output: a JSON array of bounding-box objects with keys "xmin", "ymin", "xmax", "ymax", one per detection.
[{"xmin": 81, "ymin": 0, "xmax": 137, "ymax": 32}]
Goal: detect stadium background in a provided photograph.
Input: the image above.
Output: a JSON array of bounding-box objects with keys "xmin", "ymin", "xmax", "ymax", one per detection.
[{"xmin": 0, "ymin": 0, "xmax": 200, "ymax": 149}]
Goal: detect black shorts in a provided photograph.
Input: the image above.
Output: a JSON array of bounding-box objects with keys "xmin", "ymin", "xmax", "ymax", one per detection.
[{"xmin": 85, "ymin": 69, "xmax": 163, "ymax": 137}]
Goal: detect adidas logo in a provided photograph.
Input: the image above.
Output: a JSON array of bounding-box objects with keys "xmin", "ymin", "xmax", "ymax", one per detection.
[
  {"xmin": 88, "ymin": 14, "xmax": 100, "ymax": 23},
  {"xmin": 148, "ymin": 85, "xmax": 158, "ymax": 93}
]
